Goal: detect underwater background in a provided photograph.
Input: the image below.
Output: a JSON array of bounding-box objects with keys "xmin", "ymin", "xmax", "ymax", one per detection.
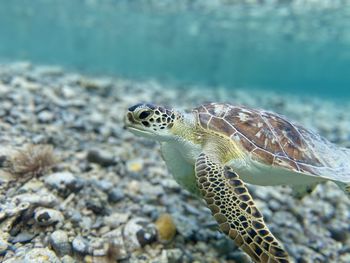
[{"xmin": 0, "ymin": 0, "xmax": 350, "ymax": 97}]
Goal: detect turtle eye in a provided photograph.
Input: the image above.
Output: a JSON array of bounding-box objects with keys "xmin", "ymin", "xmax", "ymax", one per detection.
[{"xmin": 138, "ymin": 110, "xmax": 151, "ymax": 120}]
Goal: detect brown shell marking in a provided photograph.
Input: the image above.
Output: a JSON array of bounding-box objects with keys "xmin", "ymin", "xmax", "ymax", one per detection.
[{"xmin": 193, "ymin": 103, "xmax": 329, "ymax": 175}]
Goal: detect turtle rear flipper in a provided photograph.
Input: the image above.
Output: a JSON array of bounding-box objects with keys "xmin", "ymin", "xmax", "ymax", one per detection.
[{"xmin": 195, "ymin": 152, "xmax": 290, "ymax": 263}]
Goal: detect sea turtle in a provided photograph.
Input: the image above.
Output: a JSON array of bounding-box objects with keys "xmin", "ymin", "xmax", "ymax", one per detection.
[{"xmin": 124, "ymin": 102, "xmax": 350, "ymax": 263}]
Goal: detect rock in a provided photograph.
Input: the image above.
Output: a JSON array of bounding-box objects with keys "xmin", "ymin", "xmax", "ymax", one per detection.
[
  {"xmin": 14, "ymin": 192, "xmax": 58, "ymax": 207},
  {"xmin": 107, "ymin": 188, "xmax": 125, "ymax": 203},
  {"xmin": 123, "ymin": 218, "xmax": 157, "ymax": 251},
  {"xmin": 9, "ymin": 231, "xmax": 36, "ymax": 244},
  {"xmin": 213, "ymin": 238, "xmax": 237, "ymax": 256},
  {"xmin": 126, "ymin": 159, "xmax": 143, "ymax": 173},
  {"xmin": 23, "ymin": 248, "xmax": 61, "ymax": 263},
  {"xmin": 69, "ymin": 210, "xmax": 82, "ymax": 224},
  {"xmin": 104, "ymin": 213, "xmax": 129, "ymax": 228},
  {"xmin": 139, "ymin": 182, "xmax": 164, "ymax": 197},
  {"xmin": 92, "ymin": 249, "xmax": 106, "ymax": 257},
  {"xmin": 0, "ymin": 155, "xmax": 7, "ymax": 167},
  {"xmin": 102, "ymin": 228, "xmax": 128, "ymax": 260},
  {"xmin": 72, "ymin": 236, "xmax": 89, "ymax": 254},
  {"xmin": 85, "ymin": 194, "xmax": 108, "ymax": 215},
  {"xmin": 227, "ymin": 251, "xmax": 251, "ymax": 263},
  {"xmin": 1, "ymin": 199, "xmax": 31, "ymax": 218},
  {"xmin": 79, "ymin": 216, "xmax": 93, "ymax": 232},
  {"xmin": 61, "ymin": 255, "xmax": 75, "ymax": 263},
  {"xmin": 268, "ymin": 199, "xmax": 281, "ymax": 211},
  {"xmin": 78, "ymin": 77, "xmax": 111, "ymax": 90},
  {"xmin": 155, "ymin": 213, "xmax": 176, "ymax": 243},
  {"xmin": 50, "ymin": 230, "xmax": 72, "ymax": 256},
  {"xmin": 0, "ymin": 238, "xmax": 8, "ymax": 255},
  {"xmin": 183, "ymin": 203, "xmax": 202, "ymax": 216},
  {"xmin": 45, "ymin": 172, "xmax": 84, "ymax": 194},
  {"xmin": 126, "ymin": 180, "xmax": 141, "ymax": 195},
  {"xmin": 86, "ymin": 150, "xmax": 116, "ymax": 167},
  {"xmin": 61, "ymin": 86, "xmax": 76, "ymax": 99},
  {"xmin": 34, "ymin": 208, "xmax": 64, "ymax": 226},
  {"xmin": 2, "ymin": 258, "xmax": 18, "ymax": 263},
  {"xmin": 91, "ymin": 179, "xmax": 113, "ymax": 192},
  {"xmin": 162, "ymin": 249, "xmax": 183, "ymax": 263},
  {"xmin": 172, "ymin": 214, "xmax": 198, "ymax": 240},
  {"xmin": 329, "ymin": 225, "xmax": 349, "ymax": 242},
  {"xmin": 141, "ymin": 204, "xmax": 159, "ymax": 219},
  {"xmin": 18, "ymin": 180, "xmax": 45, "ymax": 193},
  {"xmin": 37, "ymin": 110, "xmax": 55, "ymax": 123},
  {"xmin": 0, "ymin": 83, "xmax": 10, "ymax": 94}
]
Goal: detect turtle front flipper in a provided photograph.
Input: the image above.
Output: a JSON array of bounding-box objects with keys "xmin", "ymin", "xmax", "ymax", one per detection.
[{"xmin": 195, "ymin": 153, "xmax": 290, "ymax": 263}]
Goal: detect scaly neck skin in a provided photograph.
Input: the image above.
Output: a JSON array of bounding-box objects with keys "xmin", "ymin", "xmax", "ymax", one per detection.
[
  {"xmin": 171, "ymin": 111, "xmax": 198, "ymax": 144},
  {"xmin": 166, "ymin": 111, "xmax": 203, "ymax": 164}
]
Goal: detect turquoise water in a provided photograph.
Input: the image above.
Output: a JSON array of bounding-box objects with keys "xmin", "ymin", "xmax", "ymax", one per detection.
[{"xmin": 0, "ymin": 0, "xmax": 350, "ymax": 97}]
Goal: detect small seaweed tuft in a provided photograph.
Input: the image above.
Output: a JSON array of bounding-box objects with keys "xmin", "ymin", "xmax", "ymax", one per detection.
[{"xmin": 7, "ymin": 144, "xmax": 58, "ymax": 178}]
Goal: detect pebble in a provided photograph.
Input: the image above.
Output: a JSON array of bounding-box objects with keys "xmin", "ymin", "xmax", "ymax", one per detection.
[
  {"xmin": 72, "ymin": 236, "xmax": 89, "ymax": 254},
  {"xmin": 104, "ymin": 213, "xmax": 129, "ymax": 228},
  {"xmin": 126, "ymin": 160, "xmax": 143, "ymax": 173},
  {"xmin": 126, "ymin": 180, "xmax": 141, "ymax": 195},
  {"xmin": 155, "ymin": 213, "xmax": 177, "ymax": 243},
  {"xmin": 140, "ymin": 182, "xmax": 164, "ymax": 197},
  {"xmin": 79, "ymin": 216, "xmax": 93, "ymax": 233},
  {"xmin": 9, "ymin": 232, "xmax": 36, "ymax": 244},
  {"xmin": 171, "ymin": 214, "xmax": 199, "ymax": 240},
  {"xmin": 14, "ymin": 192, "xmax": 58, "ymax": 207},
  {"xmin": 61, "ymin": 255, "xmax": 76, "ymax": 263},
  {"xmin": 45, "ymin": 172, "xmax": 84, "ymax": 194},
  {"xmin": 85, "ymin": 195, "xmax": 107, "ymax": 215},
  {"xmin": 37, "ymin": 110, "xmax": 55, "ymax": 123},
  {"xmin": 228, "ymin": 251, "xmax": 251, "ymax": 263},
  {"xmin": 23, "ymin": 247, "xmax": 61, "ymax": 263},
  {"xmin": 0, "ymin": 238, "xmax": 8, "ymax": 255},
  {"xmin": 102, "ymin": 228, "xmax": 128, "ymax": 260},
  {"xmin": 162, "ymin": 248, "xmax": 183, "ymax": 263},
  {"xmin": 86, "ymin": 149, "xmax": 116, "ymax": 167},
  {"xmin": 34, "ymin": 208, "xmax": 64, "ymax": 226},
  {"xmin": 69, "ymin": 210, "xmax": 82, "ymax": 224},
  {"xmin": 19, "ymin": 180, "xmax": 45, "ymax": 193},
  {"xmin": 107, "ymin": 188, "xmax": 125, "ymax": 203},
  {"xmin": 123, "ymin": 218, "xmax": 157, "ymax": 251},
  {"xmin": 49, "ymin": 230, "xmax": 72, "ymax": 256},
  {"xmin": 329, "ymin": 225, "xmax": 349, "ymax": 243},
  {"xmin": 91, "ymin": 179, "xmax": 113, "ymax": 192}
]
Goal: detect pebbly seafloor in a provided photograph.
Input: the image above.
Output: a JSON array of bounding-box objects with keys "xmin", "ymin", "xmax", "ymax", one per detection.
[{"xmin": 0, "ymin": 62, "xmax": 350, "ymax": 263}]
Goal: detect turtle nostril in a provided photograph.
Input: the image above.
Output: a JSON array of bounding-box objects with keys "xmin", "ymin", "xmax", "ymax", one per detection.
[{"xmin": 127, "ymin": 112, "xmax": 135, "ymax": 123}]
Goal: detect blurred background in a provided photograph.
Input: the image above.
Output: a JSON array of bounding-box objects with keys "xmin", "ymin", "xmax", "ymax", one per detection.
[{"xmin": 1, "ymin": 0, "xmax": 349, "ymax": 98}]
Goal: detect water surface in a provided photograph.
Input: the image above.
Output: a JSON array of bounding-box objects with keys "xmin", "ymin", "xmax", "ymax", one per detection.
[{"xmin": 0, "ymin": 0, "xmax": 349, "ymax": 97}]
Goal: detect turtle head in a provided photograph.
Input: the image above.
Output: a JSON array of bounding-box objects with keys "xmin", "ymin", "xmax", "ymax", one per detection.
[{"xmin": 124, "ymin": 103, "xmax": 179, "ymax": 141}]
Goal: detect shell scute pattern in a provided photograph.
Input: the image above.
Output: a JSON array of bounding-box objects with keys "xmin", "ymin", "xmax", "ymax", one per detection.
[{"xmin": 194, "ymin": 103, "xmax": 334, "ymax": 176}]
